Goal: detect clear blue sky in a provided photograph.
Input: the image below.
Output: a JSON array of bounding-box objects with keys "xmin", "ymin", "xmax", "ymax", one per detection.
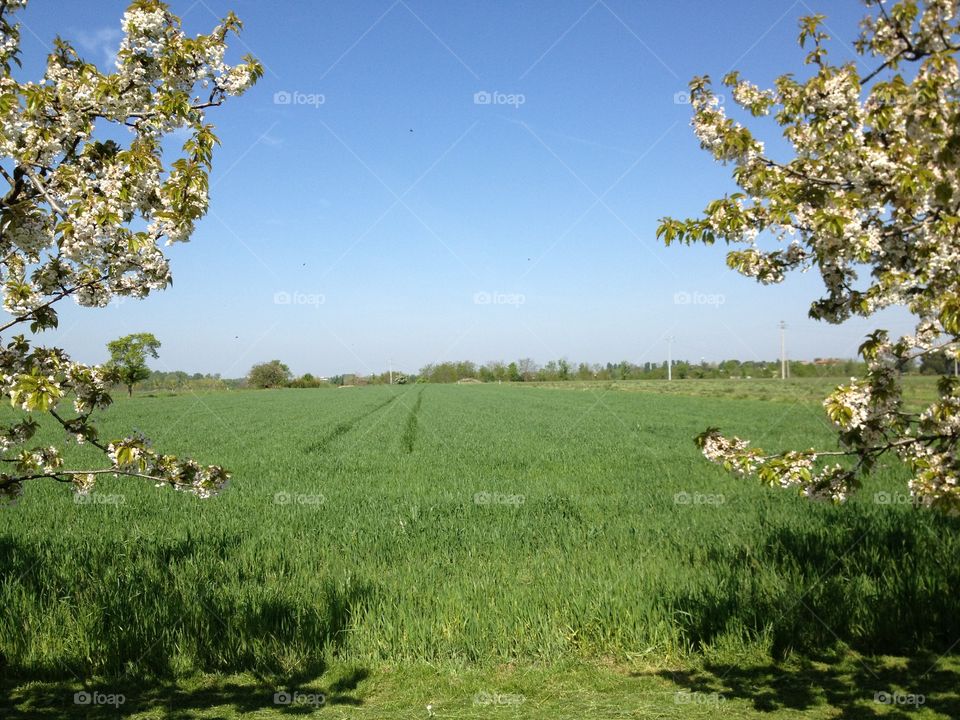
[{"xmin": 12, "ymin": 0, "xmax": 915, "ymax": 378}]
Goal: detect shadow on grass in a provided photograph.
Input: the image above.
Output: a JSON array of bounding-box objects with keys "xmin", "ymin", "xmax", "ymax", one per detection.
[
  {"xmin": 0, "ymin": 532, "xmax": 375, "ymax": 680},
  {"xmin": 641, "ymin": 651, "xmax": 960, "ymax": 719},
  {"xmin": 667, "ymin": 506, "xmax": 960, "ymax": 661},
  {"xmin": 0, "ymin": 670, "xmax": 368, "ymax": 719}
]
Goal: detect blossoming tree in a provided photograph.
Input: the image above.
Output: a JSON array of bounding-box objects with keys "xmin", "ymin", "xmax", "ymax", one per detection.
[
  {"xmin": 0, "ymin": 0, "xmax": 261, "ymax": 503},
  {"xmin": 658, "ymin": 0, "xmax": 960, "ymax": 510}
]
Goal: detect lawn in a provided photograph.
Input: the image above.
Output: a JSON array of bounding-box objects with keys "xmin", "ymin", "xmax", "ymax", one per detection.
[{"xmin": 1, "ymin": 380, "xmax": 958, "ymax": 717}]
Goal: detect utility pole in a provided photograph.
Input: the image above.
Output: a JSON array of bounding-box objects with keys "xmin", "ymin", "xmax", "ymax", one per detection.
[
  {"xmin": 667, "ymin": 335, "xmax": 674, "ymax": 381},
  {"xmin": 388, "ymin": 359, "xmax": 393, "ymax": 385},
  {"xmin": 779, "ymin": 321, "xmax": 787, "ymax": 380}
]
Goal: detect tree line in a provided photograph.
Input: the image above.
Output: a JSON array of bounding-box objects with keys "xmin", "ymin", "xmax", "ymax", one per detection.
[{"xmin": 113, "ymin": 349, "xmax": 956, "ymax": 396}]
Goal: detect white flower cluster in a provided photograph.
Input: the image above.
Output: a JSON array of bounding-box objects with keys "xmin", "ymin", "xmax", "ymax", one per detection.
[
  {"xmin": 773, "ymin": 451, "xmax": 818, "ymax": 489},
  {"xmin": 18, "ymin": 445, "xmax": 63, "ymax": 474},
  {"xmin": 119, "ymin": 7, "xmax": 168, "ymax": 57},
  {"xmin": 901, "ymin": 442, "xmax": 959, "ymax": 510},
  {"xmin": 4, "ymin": 213, "xmax": 53, "ymax": 259},
  {"xmin": 71, "ymin": 473, "xmax": 96, "ymax": 496},
  {"xmin": 218, "ymin": 64, "xmax": 255, "ymax": 96},
  {"xmin": 819, "ymin": 70, "xmax": 860, "ymax": 114},
  {"xmin": 691, "ymin": 97, "xmax": 727, "ymax": 157},
  {"xmin": 825, "ymin": 381, "xmax": 872, "ymax": 431},
  {"xmin": 732, "ymin": 80, "xmax": 774, "ymax": 115},
  {"xmin": 0, "ymin": 0, "xmax": 27, "ymax": 59},
  {"xmin": 700, "ymin": 431, "xmax": 762, "ymax": 475}
]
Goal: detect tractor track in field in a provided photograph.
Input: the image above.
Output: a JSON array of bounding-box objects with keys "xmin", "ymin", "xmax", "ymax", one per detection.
[
  {"xmin": 304, "ymin": 392, "xmax": 403, "ymax": 454},
  {"xmin": 400, "ymin": 390, "xmax": 424, "ymax": 453}
]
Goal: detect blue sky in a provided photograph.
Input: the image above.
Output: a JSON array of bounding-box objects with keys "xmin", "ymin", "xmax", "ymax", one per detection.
[{"xmin": 12, "ymin": 0, "xmax": 916, "ymax": 378}]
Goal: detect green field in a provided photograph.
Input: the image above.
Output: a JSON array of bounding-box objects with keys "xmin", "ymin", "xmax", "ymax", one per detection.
[{"xmin": 2, "ymin": 380, "xmax": 959, "ymax": 718}]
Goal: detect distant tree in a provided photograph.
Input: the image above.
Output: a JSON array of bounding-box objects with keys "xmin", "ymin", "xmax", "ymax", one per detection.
[
  {"xmin": 920, "ymin": 350, "xmax": 953, "ymax": 376},
  {"xmin": 517, "ymin": 357, "xmax": 538, "ymax": 382},
  {"xmin": 507, "ymin": 362, "xmax": 522, "ymax": 382},
  {"xmin": 660, "ymin": 0, "xmax": 960, "ymax": 509},
  {"xmin": 107, "ymin": 333, "xmax": 161, "ymax": 397},
  {"xmin": 455, "ymin": 360, "xmax": 478, "ymax": 380},
  {"xmin": 289, "ymin": 372, "xmax": 331, "ymax": 389},
  {"xmin": 482, "ymin": 361, "xmax": 507, "ymax": 382},
  {"xmin": 540, "ymin": 360, "xmax": 559, "ymax": 381},
  {"xmin": 248, "ymin": 360, "xmax": 291, "ymax": 389}
]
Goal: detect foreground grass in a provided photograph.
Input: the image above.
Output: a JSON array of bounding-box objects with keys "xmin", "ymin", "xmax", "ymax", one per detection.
[
  {"xmin": 4, "ymin": 651, "xmax": 959, "ymax": 718},
  {"xmin": 1, "ymin": 382, "xmax": 957, "ymax": 716}
]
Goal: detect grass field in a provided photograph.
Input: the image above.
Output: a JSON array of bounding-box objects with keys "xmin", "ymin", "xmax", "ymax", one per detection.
[{"xmin": 2, "ymin": 379, "xmax": 959, "ymax": 718}]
